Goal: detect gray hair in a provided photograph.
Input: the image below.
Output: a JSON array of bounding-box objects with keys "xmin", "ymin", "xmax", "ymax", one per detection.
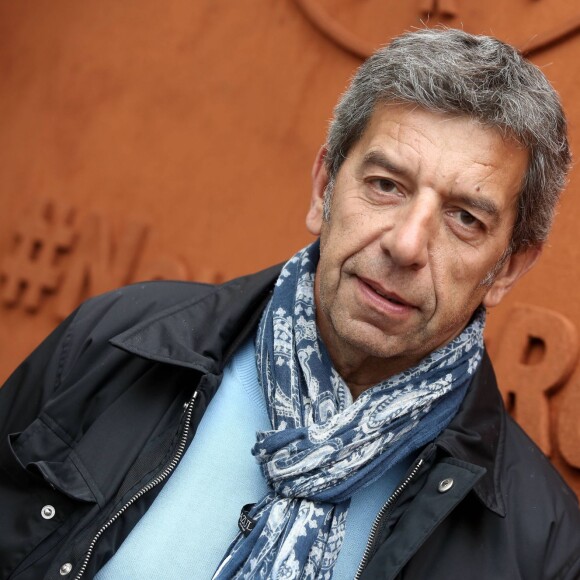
[{"xmin": 324, "ymin": 28, "xmax": 571, "ymax": 253}]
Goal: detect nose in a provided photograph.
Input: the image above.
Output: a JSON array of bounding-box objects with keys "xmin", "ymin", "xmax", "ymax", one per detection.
[{"xmin": 379, "ymin": 197, "xmax": 436, "ymax": 269}]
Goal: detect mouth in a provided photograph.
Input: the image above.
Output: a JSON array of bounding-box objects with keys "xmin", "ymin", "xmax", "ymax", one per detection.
[{"xmin": 358, "ymin": 277, "xmax": 416, "ymax": 310}]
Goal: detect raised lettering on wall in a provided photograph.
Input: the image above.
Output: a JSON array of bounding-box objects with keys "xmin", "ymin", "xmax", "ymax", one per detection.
[{"xmin": 491, "ymin": 304, "xmax": 579, "ymax": 459}]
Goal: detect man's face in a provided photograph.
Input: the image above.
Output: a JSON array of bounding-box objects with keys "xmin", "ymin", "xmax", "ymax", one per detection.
[{"xmin": 306, "ymin": 104, "xmax": 539, "ymax": 390}]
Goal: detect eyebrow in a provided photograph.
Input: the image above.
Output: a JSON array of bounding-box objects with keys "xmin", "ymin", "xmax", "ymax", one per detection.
[
  {"xmin": 361, "ymin": 149, "xmax": 502, "ymax": 224},
  {"xmin": 448, "ymin": 193, "xmax": 501, "ymax": 225},
  {"xmin": 361, "ymin": 150, "xmax": 411, "ymax": 179}
]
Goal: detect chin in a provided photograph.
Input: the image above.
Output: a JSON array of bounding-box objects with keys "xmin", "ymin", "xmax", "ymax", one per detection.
[{"xmin": 338, "ymin": 321, "xmax": 420, "ymax": 361}]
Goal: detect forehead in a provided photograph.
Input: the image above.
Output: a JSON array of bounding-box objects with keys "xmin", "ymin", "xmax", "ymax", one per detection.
[{"xmin": 354, "ymin": 104, "xmax": 526, "ymax": 165}]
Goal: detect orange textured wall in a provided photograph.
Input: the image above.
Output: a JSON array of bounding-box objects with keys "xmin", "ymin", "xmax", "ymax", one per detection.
[{"xmin": 0, "ymin": 1, "xmax": 579, "ymax": 494}]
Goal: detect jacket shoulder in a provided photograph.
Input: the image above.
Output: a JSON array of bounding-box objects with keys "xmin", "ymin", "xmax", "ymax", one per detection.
[
  {"xmin": 502, "ymin": 414, "xmax": 580, "ymax": 577},
  {"xmin": 34, "ymin": 280, "xmax": 219, "ymax": 386},
  {"xmin": 502, "ymin": 414, "xmax": 579, "ymax": 507},
  {"xmin": 74, "ymin": 280, "xmax": 217, "ymax": 335}
]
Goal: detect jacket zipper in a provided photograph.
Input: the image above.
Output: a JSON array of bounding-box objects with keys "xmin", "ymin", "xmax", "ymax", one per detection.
[
  {"xmin": 354, "ymin": 458, "xmax": 424, "ymax": 580},
  {"xmin": 71, "ymin": 390, "xmax": 199, "ymax": 580}
]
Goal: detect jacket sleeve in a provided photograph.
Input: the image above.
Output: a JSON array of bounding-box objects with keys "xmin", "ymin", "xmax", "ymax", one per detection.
[{"xmin": 0, "ymin": 308, "xmax": 80, "ymax": 440}]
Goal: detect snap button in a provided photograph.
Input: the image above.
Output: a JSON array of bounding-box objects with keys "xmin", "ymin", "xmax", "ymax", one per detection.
[
  {"xmin": 59, "ymin": 563, "xmax": 73, "ymax": 575},
  {"xmin": 41, "ymin": 505, "xmax": 56, "ymax": 519},
  {"xmin": 438, "ymin": 478, "xmax": 454, "ymax": 493}
]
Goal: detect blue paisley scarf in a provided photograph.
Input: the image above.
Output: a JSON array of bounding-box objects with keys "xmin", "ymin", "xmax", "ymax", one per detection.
[{"xmin": 213, "ymin": 242, "xmax": 484, "ymax": 579}]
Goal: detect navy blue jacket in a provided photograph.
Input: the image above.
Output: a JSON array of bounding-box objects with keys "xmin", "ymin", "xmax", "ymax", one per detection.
[{"xmin": 1, "ymin": 266, "xmax": 579, "ymax": 579}]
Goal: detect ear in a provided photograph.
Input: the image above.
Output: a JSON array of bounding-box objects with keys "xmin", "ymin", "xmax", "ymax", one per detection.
[
  {"xmin": 483, "ymin": 245, "xmax": 542, "ymax": 308},
  {"xmin": 306, "ymin": 146, "xmax": 329, "ymax": 236}
]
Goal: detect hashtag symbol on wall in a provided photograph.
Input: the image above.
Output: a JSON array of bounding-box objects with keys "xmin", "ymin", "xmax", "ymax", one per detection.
[{"xmin": 0, "ymin": 200, "xmax": 76, "ymax": 311}]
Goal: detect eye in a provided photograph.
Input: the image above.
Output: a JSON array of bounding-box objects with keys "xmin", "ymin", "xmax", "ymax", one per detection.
[
  {"xmin": 369, "ymin": 178, "xmax": 400, "ymax": 195},
  {"xmin": 457, "ymin": 210, "xmax": 479, "ymax": 227},
  {"xmin": 447, "ymin": 209, "xmax": 486, "ymax": 237}
]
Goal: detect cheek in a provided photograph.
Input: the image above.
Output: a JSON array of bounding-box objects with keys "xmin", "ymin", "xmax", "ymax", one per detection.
[
  {"xmin": 316, "ymin": 233, "xmax": 338, "ymax": 289},
  {"xmin": 431, "ymin": 247, "xmax": 487, "ymax": 300},
  {"xmin": 325, "ymin": 205, "xmax": 389, "ymax": 262},
  {"xmin": 319, "ymin": 211, "xmax": 355, "ymax": 264}
]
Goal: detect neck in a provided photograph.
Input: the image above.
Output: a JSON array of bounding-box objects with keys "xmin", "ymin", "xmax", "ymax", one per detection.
[{"xmin": 316, "ymin": 315, "xmax": 421, "ymax": 399}]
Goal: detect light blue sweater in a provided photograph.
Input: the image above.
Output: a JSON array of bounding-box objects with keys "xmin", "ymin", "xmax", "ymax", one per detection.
[{"xmin": 96, "ymin": 337, "xmax": 412, "ymax": 579}]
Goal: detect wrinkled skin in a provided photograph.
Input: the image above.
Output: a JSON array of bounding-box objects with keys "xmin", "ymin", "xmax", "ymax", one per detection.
[{"xmin": 306, "ymin": 104, "xmax": 540, "ymax": 397}]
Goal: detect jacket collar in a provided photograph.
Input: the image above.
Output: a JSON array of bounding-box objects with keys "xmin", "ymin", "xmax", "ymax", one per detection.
[
  {"xmin": 110, "ymin": 264, "xmax": 281, "ymax": 375},
  {"xmin": 435, "ymin": 351, "xmax": 507, "ymax": 516},
  {"xmin": 111, "ymin": 264, "xmax": 506, "ymax": 516}
]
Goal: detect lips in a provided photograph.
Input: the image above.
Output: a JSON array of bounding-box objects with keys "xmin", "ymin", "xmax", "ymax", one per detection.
[{"xmin": 358, "ymin": 277, "xmax": 416, "ymax": 310}]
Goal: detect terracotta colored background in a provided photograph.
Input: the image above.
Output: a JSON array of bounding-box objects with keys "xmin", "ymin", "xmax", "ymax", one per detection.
[{"xmin": 0, "ymin": 1, "xmax": 579, "ymax": 495}]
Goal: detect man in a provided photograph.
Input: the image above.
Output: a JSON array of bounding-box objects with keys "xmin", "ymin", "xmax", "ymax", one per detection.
[{"xmin": 0, "ymin": 28, "xmax": 579, "ymax": 580}]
